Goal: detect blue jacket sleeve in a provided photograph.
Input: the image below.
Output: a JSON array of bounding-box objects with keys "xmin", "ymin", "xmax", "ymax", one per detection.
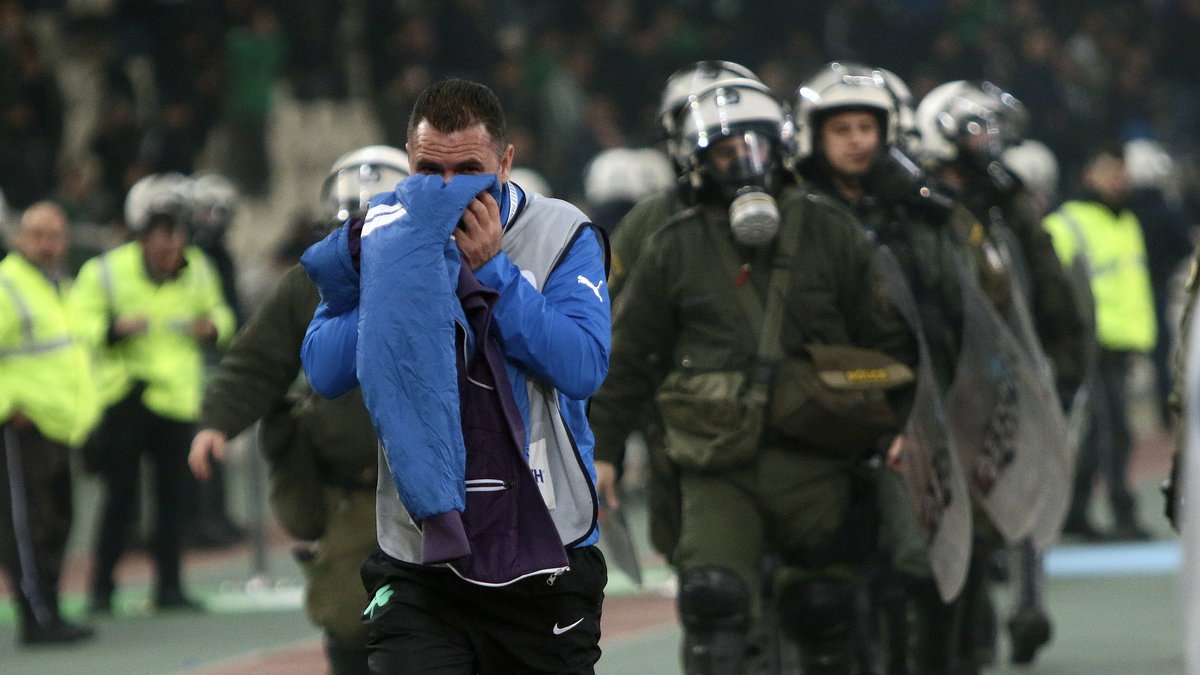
[
  {"xmin": 301, "ymin": 302, "xmax": 360, "ymax": 398},
  {"xmin": 299, "ymin": 222, "xmax": 360, "ymax": 316},
  {"xmin": 299, "ymin": 216, "xmax": 366, "ymax": 398},
  {"xmin": 474, "ymin": 227, "xmax": 610, "ymax": 400}
]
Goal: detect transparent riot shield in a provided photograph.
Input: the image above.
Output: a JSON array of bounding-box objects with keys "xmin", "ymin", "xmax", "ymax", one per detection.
[
  {"xmin": 990, "ymin": 225, "xmax": 1072, "ymax": 548},
  {"xmin": 945, "ymin": 247, "xmax": 1063, "ymax": 543},
  {"xmin": 875, "ymin": 248, "xmax": 971, "ymax": 601}
]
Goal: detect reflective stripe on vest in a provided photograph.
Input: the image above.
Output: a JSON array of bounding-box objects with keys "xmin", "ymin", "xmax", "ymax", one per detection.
[{"xmin": 0, "ymin": 273, "xmax": 73, "ymax": 358}]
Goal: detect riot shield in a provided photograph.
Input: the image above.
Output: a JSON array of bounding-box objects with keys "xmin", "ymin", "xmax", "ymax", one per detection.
[
  {"xmin": 991, "ymin": 226, "xmax": 1072, "ymax": 548},
  {"xmin": 945, "ymin": 250, "xmax": 1062, "ymax": 543},
  {"xmin": 875, "ymin": 248, "xmax": 971, "ymax": 601}
]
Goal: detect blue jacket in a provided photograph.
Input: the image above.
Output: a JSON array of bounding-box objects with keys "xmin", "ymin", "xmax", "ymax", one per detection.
[{"xmin": 301, "ymin": 174, "xmax": 609, "ymax": 554}]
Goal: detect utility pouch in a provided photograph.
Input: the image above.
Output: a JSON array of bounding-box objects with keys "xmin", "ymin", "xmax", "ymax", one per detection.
[
  {"xmin": 655, "ymin": 369, "xmax": 765, "ymax": 472},
  {"xmin": 770, "ymin": 344, "xmax": 913, "ymax": 456}
]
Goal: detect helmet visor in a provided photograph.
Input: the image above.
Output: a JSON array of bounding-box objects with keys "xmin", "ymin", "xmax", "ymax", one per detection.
[
  {"xmin": 703, "ymin": 130, "xmax": 776, "ymax": 188},
  {"xmin": 322, "ymin": 163, "xmax": 409, "ymax": 223}
]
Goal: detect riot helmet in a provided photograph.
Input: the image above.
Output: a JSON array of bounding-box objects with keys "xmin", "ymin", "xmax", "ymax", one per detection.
[
  {"xmin": 657, "ymin": 61, "xmax": 761, "ymax": 171},
  {"xmin": 673, "ymin": 78, "xmax": 786, "ymax": 246},
  {"xmin": 1123, "ymin": 138, "xmax": 1175, "ymax": 193},
  {"xmin": 658, "ymin": 61, "xmax": 761, "ymax": 139},
  {"xmin": 509, "ymin": 166, "xmax": 553, "ymax": 197},
  {"xmin": 792, "ymin": 61, "xmax": 915, "ymax": 165},
  {"xmin": 584, "ymin": 148, "xmax": 675, "ymax": 207},
  {"xmin": 583, "ymin": 147, "xmax": 675, "ymax": 234},
  {"xmin": 1001, "ymin": 139, "xmax": 1059, "ymax": 205},
  {"xmin": 124, "ymin": 172, "xmax": 194, "ymax": 235},
  {"xmin": 979, "ymin": 81, "xmax": 1028, "ymax": 148},
  {"xmin": 189, "ymin": 173, "xmax": 238, "ymax": 247},
  {"xmin": 914, "ymin": 80, "xmax": 1012, "ymax": 167},
  {"xmin": 322, "ymin": 145, "xmax": 410, "ymax": 225}
]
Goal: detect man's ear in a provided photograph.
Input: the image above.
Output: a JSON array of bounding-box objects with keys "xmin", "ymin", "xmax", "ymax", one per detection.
[{"xmin": 498, "ymin": 144, "xmax": 515, "ymax": 185}]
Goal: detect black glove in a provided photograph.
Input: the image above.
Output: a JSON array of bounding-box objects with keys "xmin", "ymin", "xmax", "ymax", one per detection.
[{"xmin": 865, "ymin": 147, "xmax": 955, "ymax": 219}]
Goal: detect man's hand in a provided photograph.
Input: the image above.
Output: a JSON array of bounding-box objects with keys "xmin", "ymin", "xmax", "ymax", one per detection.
[
  {"xmin": 189, "ymin": 428, "xmax": 227, "ymax": 481},
  {"xmin": 7, "ymin": 410, "xmax": 33, "ymax": 430},
  {"xmin": 594, "ymin": 460, "xmax": 620, "ymax": 510},
  {"xmin": 191, "ymin": 317, "xmax": 218, "ymax": 342},
  {"xmin": 455, "ymin": 190, "xmax": 502, "ymax": 270},
  {"xmin": 112, "ymin": 316, "xmax": 148, "ymax": 338}
]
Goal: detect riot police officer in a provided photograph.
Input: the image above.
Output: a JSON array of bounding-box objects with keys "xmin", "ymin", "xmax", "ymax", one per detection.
[
  {"xmin": 591, "ymin": 77, "xmax": 917, "ymax": 675},
  {"xmin": 188, "ymin": 145, "xmax": 408, "ymax": 674},
  {"xmin": 792, "ymin": 61, "xmax": 985, "ymax": 674},
  {"xmin": 916, "ymin": 80, "xmax": 1088, "ymax": 667}
]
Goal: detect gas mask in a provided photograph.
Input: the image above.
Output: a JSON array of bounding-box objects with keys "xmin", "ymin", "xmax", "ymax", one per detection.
[{"xmin": 704, "ymin": 130, "xmax": 780, "ymax": 246}]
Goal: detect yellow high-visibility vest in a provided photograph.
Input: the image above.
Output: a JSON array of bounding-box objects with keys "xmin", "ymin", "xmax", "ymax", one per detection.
[
  {"xmin": 1044, "ymin": 200, "xmax": 1156, "ymax": 352},
  {"xmin": 69, "ymin": 242, "xmax": 235, "ymax": 422},
  {"xmin": 0, "ymin": 253, "xmax": 100, "ymax": 446}
]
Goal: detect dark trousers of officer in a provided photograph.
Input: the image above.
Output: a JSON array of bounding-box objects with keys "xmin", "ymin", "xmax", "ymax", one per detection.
[
  {"xmin": 0, "ymin": 422, "xmax": 74, "ymax": 632},
  {"xmin": 675, "ymin": 446, "xmax": 865, "ymax": 675},
  {"xmin": 90, "ymin": 390, "xmax": 198, "ymax": 602},
  {"xmin": 1069, "ymin": 348, "xmax": 1139, "ymax": 528}
]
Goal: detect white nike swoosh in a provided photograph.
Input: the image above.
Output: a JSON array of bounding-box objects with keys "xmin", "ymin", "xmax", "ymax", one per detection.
[{"xmin": 552, "ymin": 617, "xmax": 585, "ymax": 635}]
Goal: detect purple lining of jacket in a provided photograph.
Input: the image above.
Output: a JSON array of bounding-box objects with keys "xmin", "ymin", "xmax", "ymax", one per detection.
[{"xmin": 418, "ymin": 258, "xmax": 569, "ymax": 584}]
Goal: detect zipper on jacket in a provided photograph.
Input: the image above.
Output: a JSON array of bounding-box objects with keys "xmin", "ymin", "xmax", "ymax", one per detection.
[{"xmin": 464, "ymin": 478, "xmax": 511, "ymax": 492}]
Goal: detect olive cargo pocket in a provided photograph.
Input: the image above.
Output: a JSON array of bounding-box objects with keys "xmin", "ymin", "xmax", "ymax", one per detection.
[
  {"xmin": 770, "ymin": 344, "xmax": 913, "ymax": 457},
  {"xmin": 655, "ymin": 370, "xmax": 764, "ymax": 471}
]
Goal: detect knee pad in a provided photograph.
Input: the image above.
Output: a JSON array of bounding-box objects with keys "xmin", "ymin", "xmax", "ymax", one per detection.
[
  {"xmin": 774, "ymin": 576, "xmax": 855, "ymax": 641},
  {"xmin": 678, "ymin": 566, "xmax": 750, "ymax": 632}
]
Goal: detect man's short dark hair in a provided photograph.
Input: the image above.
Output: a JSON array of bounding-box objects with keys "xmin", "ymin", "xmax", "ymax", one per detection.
[{"xmin": 407, "ymin": 79, "xmax": 508, "ymax": 158}]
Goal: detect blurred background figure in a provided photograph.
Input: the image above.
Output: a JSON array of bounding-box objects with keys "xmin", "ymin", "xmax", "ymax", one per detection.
[
  {"xmin": 1044, "ymin": 146, "xmax": 1158, "ymax": 543},
  {"xmin": 1123, "ymin": 138, "xmax": 1194, "ymax": 432},
  {"xmin": 0, "ymin": 201, "xmax": 100, "ymax": 646},
  {"xmin": 186, "ymin": 172, "xmax": 248, "ymax": 550},
  {"xmin": 71, "ymin": 172, "xmax": 235, "ymax": 615},
  {"xmin": 583, "ymin": 147, "xmax": 674, "ymax": 235},
  {"xmin": 220, "ymin": 3, "xmax": 286, "ymax": 198},
  {"xmin": 1002, "ymin": 138, "xmax": 1061, "ymax": 215},
  {"xmin": 509, "ymin": 166, "xmax": 554, "ymax": 199}
]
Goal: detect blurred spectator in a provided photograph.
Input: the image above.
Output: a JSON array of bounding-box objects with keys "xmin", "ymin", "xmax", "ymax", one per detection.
[
  {"xmin": 1155, "ymin": 0, "xmax": 1200, "ymax": 155},
  {"xmin": 1125, "ymin": 138, "xmax": 1195, "ymax": 430},
  {"xmin": 0, "ymin": 30, "xmax": 64, "ymax": 209},
  {"xmin": 279, "ymin": 0, "xmax": 345, "ymax": 101},
  {"xmin": 1044, "ymin": 145, "xmax": 1158, "ymax": 542},
  {"xmin": 51, "ymin": 162, "xmax": 115, "ymax": 274},
  {"xmin": 140, "ymin": 99, "xmax": 203, "ymax": 175},
  {"xmin": 431, "ymin": 0, "xmax": 501, "ymax": 82},
  {"xmin": 72, "ymin": 173, "xmax": 236, "ymax": 614},
  {"xmin": 89, "ymin": 94, "xmax": 147, "ymax": 218},
  {"xmin": 0, "ymin": 201, "xmax": 100, "ymax": 647},
  {"xmin": 1005, "ymin": 25, "xmax": 1076, "ymax": 175},
  {"xmin": 220, "ymin": 2, "xmax": 286, "ymax": 197}
]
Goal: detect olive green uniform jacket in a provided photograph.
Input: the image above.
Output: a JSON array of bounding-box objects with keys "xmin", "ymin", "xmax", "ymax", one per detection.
[
  {"xmin": 199, "ymin": 263, "xmax": 378, "ymax": 643},
  {"xmin": 591, "ymin": 186, "xmax": 917, "ymax": 583},
  {"xmin": 605, "ymin": 189, "xmax": 679, "ymax": 559}
]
